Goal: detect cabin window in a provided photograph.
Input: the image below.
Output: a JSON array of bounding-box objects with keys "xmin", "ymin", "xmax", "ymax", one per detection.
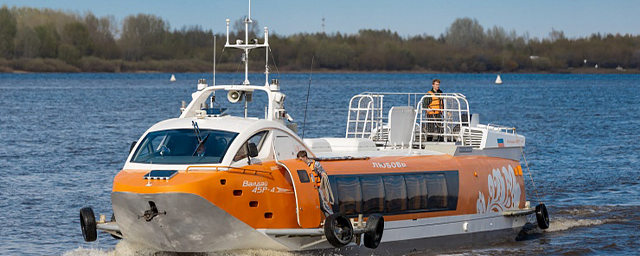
[
  {"xmin": 234, "ymin": 131, "xmax": 268, "ymax": 162},
  {"xmin": 426, "ymin": 174, "xmax": 448, "ymax": 209},
  {"xmin": 297, "ymin": 170, "xmax": 310, "ymax": 183},
  {"xmin": 330, "ymin": 171, "xmax": 458, "ymax": 217},
  {"xmin": 361, "ymin": 176, "xmax": 385, "ymax": 214},
  {"xmin": 405, "ymin": 174, "xmax": 428, "ymax": 210},
  {"xmin": 131, "ymin": 129, "xmax": 238, "ymax": 164},
  {"xmin": 335, "ymin": 177, "xmax": 362, "ymax": 215},
  {"xmin": 383, "ymin": 175, "xmax": 407, "ymax": 213}
]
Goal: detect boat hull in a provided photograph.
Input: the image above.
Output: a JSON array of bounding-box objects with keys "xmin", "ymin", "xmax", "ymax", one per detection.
[
  {"xmin": 112, "ymin": 191, "xmax": 526, "ymax": 253},
  {"xmin": 111, "ymin": 192, "xmax": 290, "ymax": 252},
  {"xmin": 334, "ymin": 223, "xmax": 521, "ymax": 255}
]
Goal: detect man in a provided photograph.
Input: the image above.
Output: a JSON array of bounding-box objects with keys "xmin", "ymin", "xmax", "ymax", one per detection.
[
  {"xmin": 423, "ymin": 79, "xmax": 443, "ymax": 113},
  {"xmin": 297, "ymin": 150, "xmax": 334, "ymax": 216},
  {"xmin": 422, "ymin": 79, "xmax": 444, "ymax": 141}
]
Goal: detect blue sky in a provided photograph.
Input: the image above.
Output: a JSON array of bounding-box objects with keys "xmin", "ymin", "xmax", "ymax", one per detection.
[{"xmin": 2, "ymin": 0, "xmax": 639, "ymax": 39}]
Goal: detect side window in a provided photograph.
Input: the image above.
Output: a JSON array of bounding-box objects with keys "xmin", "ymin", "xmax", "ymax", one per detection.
[
  {"xmin": 234, "ymin": 131, "xmax": 268, "ymax": 161},
  {"xmin": 336, "ymin": 177, "xmax": 362, "ymax": 215},
  {"xmin": 361, "ymin": 176, "xmax": 385, "ymax": 214},
  {"xmin": 331, "ymin": 171, "xmax": 458, "ymax": 217},
  {"xmin": 405, "ymin": 174, "xmax": 428, "ymax": 210},
  {"xmin": 426, "ymin": 174, "xmax": 448, "ymax": 209},
  {"xmin": 383, "ymin": 175, "xmax": 407, "ymax": 213}
]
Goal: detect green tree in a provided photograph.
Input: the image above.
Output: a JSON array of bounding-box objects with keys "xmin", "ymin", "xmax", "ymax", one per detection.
[
  {"xmin": 119, "ymin": 14, "xmax": 168, "ymax": 60},
  {"xmin": 14, "ymin": 27, "xmax": 40, "ymax": 58},
  {"xmin": 0, "ymin": 6, "xmax": 17, "ymax": 58},
  {"xmin": 34, "ymin": 24, "xmax": 60, "ymax": 58},
  {"xmin": 84, "ymin": 13, "xmax": 120, "ymax": 59},
  {"xmin": 62, "ymin": 22, "xmax": 93, "ymax": 56},
  {"xmin": 58, "ymin": 43, "xmax": 81, "ymax": 65}
]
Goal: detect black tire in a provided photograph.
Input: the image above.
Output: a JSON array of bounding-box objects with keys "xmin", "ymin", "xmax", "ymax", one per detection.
[
  {"xmin": 324, "ymin": 213, "xmax": 353, "ymax": 248},
  {"xmin": 536, "ymin": 203, "xmax": 550, "ymax": 230},
  {"xmin": 364, "ymin": 214, "xmax": 384, "ymax": 249},
  {"xmin": 80, "ymin": 207, "xmax": 97, "ymax": 242},
  {"xmin": 110, "ymin": 214, "xmax": 122, "ymax": 239}
]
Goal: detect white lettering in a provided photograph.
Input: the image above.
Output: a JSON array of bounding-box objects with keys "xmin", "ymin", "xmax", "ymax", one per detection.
[
  {"xmin": 242, "ymin": 180, "xmax": 268, "ymax": 187},
  {"xmin": 371, "ymin": 162, "xmax": 407, "ymax": 168}
]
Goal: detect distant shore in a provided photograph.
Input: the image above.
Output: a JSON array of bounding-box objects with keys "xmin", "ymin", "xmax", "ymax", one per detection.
[
  {"xmin": 2, "ymin": 58, "xmax": 637, "ymax": 75},
  {"xmin": 4, "ymin": 67, "xmax": 637, "ymax": 74}
]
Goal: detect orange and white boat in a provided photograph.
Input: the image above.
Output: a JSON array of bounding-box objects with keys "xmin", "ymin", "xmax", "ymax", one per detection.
[{"xmin": 79, "ymin": 3, "xmax": 550, "ymax": 254}]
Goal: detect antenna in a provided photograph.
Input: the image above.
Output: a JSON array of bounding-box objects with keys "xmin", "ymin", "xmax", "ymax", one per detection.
[
  {"xmin": 213, "ymin": 36, "xmax": 216, "ymax": 86},
  {"xmin": 301, "ymin": 55, "xmax": 315, "ymax": 139}
]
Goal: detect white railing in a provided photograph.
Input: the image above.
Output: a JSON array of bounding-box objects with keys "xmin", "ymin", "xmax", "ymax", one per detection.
[
  {"xmin": 416, "ymin": 93, "xmax": 471, "ymax": 147},
  {"xmin": 482, "ymin": 123, "xmax": 517, "ymax": 134},
  {"xmin": 345, "ymin": 92, "xmax": 473, "ymax": 148},
  {"xmin": 346, "ymin": 94, "xmax": 384, "ymax": 139}
]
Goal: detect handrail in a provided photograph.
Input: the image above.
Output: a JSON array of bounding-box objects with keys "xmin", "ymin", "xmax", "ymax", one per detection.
[
  {"xmin": 185, "ymin": 165, "xmax": 272, "ymax": 174},
  {"xmin": 482, "ymin": 123, "xmax": 517, "ymax": 134},
  {"xmin": 346, "ymin": 92, "xmax": 472, "ymax": 148}
]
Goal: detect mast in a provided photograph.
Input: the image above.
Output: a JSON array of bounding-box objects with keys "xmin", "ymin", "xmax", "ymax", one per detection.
[{"xmin": 216, "ymin": 0, "xmax": 279, "ymax": 121}]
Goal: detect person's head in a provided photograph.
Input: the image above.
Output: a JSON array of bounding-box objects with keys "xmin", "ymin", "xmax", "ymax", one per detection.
[
  {"xmin": 196, "ymin": 144, "xmax": 206, "ymax": 155},
  {"xmin": 432, "ymin": 79, "xmax": 441, "ymax": 91},
  {"xmin": 297, "ymin": 150, "xmax": 311, "ymax": 164}
]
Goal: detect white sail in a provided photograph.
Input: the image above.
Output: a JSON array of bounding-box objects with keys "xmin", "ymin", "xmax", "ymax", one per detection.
[
  {"xmin": 495, "ymin": 75, "xmax": 502, "ymax": 84},
  {"xmin": 170, "ymin": 74, "xmax": 177, "ymax": 82}
]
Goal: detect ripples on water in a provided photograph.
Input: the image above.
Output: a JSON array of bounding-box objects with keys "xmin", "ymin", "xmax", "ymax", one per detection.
[{"xmin": 1, "ymin": 73, "xmax": 638, "ymax": 255}]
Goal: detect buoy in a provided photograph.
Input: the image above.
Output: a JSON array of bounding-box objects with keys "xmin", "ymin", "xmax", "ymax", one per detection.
[
  {"xmin": 495, "ymin": 75, "xmax": 502, "ymax": 85},
  {"xmin": 170, "ymin": 74, "xmax": 176, "ymax": 82}
]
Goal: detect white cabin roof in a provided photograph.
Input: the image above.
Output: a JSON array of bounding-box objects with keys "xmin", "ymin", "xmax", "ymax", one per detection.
[{"xmin": 148, "ymin": 116, "xmax": 261, "ymax": 134}]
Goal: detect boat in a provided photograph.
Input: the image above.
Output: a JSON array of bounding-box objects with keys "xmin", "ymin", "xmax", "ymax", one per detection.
[
  {"xmin": 79, "ymin": 2, "xmax": 550, "ymax": 254},
  {"xmin": 495, "ymin": 75, "xmax": 502, "ymax": 84}
]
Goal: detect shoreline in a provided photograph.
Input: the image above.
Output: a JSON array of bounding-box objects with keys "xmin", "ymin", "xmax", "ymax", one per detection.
[{"xmin": 3, "ymin": 67, "xmax": 638, "ymax": 75}]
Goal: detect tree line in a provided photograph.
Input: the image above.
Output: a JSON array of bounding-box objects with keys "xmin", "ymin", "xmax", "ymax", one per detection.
[{"xmin": 1, "ymin": 6, "xmax": 638, "ymax": 73}]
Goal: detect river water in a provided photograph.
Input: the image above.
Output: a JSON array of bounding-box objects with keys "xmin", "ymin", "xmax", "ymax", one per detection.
[{"xmin": 0, "ymin": 73, "xmax": 638, "ymax": 255}]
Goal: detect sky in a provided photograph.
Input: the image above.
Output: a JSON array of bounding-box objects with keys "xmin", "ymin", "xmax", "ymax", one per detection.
[{"xmin": 2, "ymin": 0, "xmax": 639, "ymax": 39}]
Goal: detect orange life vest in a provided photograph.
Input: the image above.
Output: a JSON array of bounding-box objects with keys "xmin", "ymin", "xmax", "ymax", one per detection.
[{"xmin": 427, "ymin": 91, "xmax": 442, "ymax": 115}]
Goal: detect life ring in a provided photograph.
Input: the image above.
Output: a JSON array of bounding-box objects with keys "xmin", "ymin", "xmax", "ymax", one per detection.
[
  {"xmin": 535, "ymin": 203, "xmax": 550, "ymax": 230},
  {"xmin": 80, "ymin": 207, "xmax": 97, "ymax": 242},
  {"xmin": 323, "ymin": 213, "xmax": 353, "ymax": 248},
  {"xmin": 364, "ymin": 214, "xmax": 384, "ymax": 249}
]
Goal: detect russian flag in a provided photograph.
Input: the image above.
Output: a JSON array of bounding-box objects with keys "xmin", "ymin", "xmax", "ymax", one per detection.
[{"xmin": 497, "ymin": 138, "xmax": 505, "ymax": 147}]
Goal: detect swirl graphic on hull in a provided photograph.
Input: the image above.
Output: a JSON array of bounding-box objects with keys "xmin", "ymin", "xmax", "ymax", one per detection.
[{"xmin": 477, "ymin": 165, "xmax": 521, "ymax": 214}]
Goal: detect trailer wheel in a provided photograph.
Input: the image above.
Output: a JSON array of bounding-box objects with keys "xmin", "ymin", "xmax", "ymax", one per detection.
[
  {"xmin": 364, "ymin": 214, "xmax": 384, "ymax": 249},
  {"xmin": 324, "ymin": 213, "xmax": 353, "ymax": 248},
  {"xmin": 80, "ymin": 207, "xmax": 97, "ymax": 242},
  {"xmin": 536, "ymin": 203, "xmax": 550, "ymax": 230}
]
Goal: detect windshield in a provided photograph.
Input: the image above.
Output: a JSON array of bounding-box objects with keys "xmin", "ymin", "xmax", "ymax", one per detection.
[{"xmin": 131, "ymin": 129, "xmax": 238, "ymax": 164}]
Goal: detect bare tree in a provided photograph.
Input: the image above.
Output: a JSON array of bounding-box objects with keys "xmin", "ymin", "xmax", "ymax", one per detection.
[{"xmin": 445, "ymin": 18, "xmax": 485, "ymax": 47}]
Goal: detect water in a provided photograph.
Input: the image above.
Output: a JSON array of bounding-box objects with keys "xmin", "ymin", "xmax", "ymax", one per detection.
[{"xmin": 0, "ymin": 73, "xmax": 638, "ymax": 255}]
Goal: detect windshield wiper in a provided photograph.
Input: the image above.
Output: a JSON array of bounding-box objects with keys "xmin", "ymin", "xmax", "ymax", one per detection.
[{"xmin": 192, "ymin": 121, "xmax": 210, "ymax": 156}]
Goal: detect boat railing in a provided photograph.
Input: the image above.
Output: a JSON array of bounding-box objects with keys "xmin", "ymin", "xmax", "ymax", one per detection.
[
  {"xmin": 345, "ymin": 94, "xmax": 385, "ymax": 139},
  {"xmin": 416, "ymin": 94, "xmax": 471, "ymax": 148},
  {"xmin": 481, "ymin": 123, "xmax": 517, "ymax": 134},
  {"xmin": 345, "ymin": 92, "xmax": 472, "ymax": 148}
]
